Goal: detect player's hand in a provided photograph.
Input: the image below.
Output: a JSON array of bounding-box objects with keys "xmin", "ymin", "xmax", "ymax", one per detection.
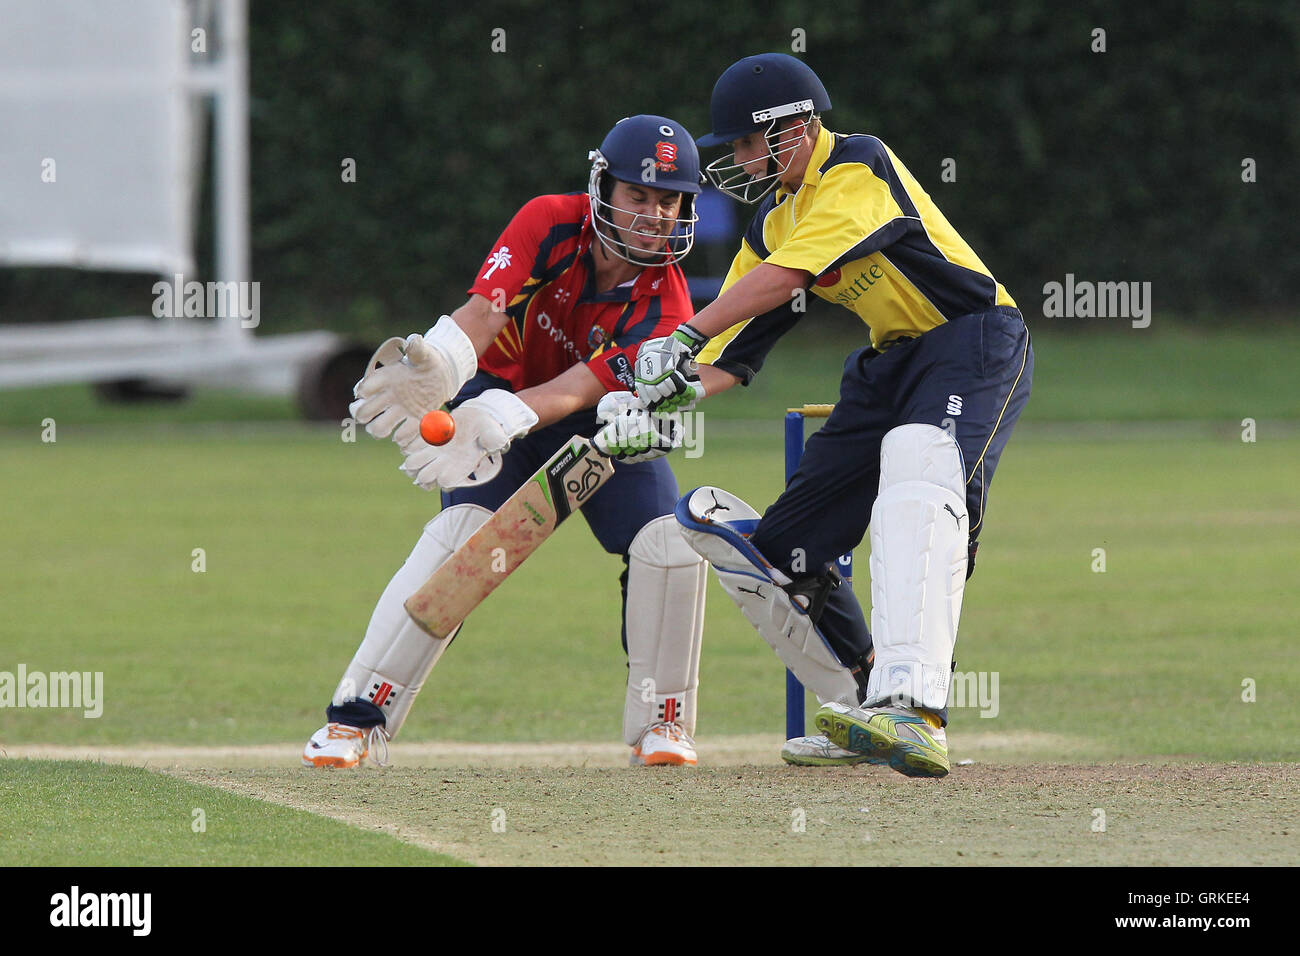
[
  {"xmin": 593, "ymin": 389, "xmax": 641, "ymax": 423},
  {"xmin": 400, "ymin": 389, "xmax": 538, "ymax": 489},
  {"xmin": 593, "ymin": 390, "xmax": 683, "ymax": 463},
  {"xmin": 633, "ymin": 324, "xmax": 709, "ymax": 412},
  {"xmin": 350, "ymin": 316, "xmax": 479, "ymax": 449}
]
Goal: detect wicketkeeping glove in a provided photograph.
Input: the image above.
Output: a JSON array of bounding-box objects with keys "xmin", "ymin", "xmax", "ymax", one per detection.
[
  {"xmin": 593, "ymin": 390, "xmax": 683, "ymax": 463},
  {"xmin": 633, "ymin": 324, "xmax": 709, "ymax": 412},
  {"xmin": 400, "ymin": 389, "xmax": 538, "ymax": 489},
  {"xmin": 350, "ymin": 315, "xmax": 479, "ymax": 450}
]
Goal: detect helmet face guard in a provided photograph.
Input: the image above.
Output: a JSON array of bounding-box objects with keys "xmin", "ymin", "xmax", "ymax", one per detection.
[
  {"xmin": 703, "ymin": 101, "xmax": 815, "ymax": 204},
  {"xmin": 697, "ymin": 55, "xmax": 831, "ymax": 204},
  {"xmin": 584, "ymin": 115, "xmax": 702, "ymax": 267},
  {"xmin": 587, "ymin": 151, "xmax": 699, "ymax": 266}
]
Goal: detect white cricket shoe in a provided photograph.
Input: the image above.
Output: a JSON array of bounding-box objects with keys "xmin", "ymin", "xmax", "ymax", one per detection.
[
  {"xmin": 630, "ymin": 721, "xmax": 698, "ymax": 766},
  {"xmin": 301, "ymin": 722, "xmax": 390, "ymax": 768},
  {"xmin": 780, "ymin": 734, "xmax": 880, "ymax": 766}
]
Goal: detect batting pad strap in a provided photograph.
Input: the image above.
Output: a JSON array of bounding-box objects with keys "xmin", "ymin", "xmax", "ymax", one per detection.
[
  {"xmin": 326, "ymin": 697, "xmax": 386, "ymax": 729},
  {"xmin": 676, "ymin": 486, "xmax": 859, "ymax": 704},
  {"xmin": 863, "ymin": 660, "xmax": 953, "ymax": 712}
]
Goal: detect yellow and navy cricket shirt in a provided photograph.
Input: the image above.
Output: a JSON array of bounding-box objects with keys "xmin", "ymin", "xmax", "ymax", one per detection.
[{"xmin": 699, "ymin": 125, "xmax": 1016, "ymax": 382}]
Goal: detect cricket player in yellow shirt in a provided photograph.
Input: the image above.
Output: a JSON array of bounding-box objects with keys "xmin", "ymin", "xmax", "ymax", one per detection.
[{"xmin": 610, "ymin": 54, "xmax": 1033, "ymax": 777}]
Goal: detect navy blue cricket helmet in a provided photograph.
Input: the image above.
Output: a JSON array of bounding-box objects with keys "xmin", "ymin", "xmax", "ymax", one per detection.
[
  {"xmin": 697, "ymin": 54, "xmax": 831, "ymax": 203},
  {"xmin": 587, "ymin": 114, "xmax": 704, "ymax": 265}
]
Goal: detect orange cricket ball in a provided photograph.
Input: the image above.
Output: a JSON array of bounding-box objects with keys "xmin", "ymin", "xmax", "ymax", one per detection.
[{"xmin": 419, "ymin": 409, "xmax": 456, "ymax": 445}]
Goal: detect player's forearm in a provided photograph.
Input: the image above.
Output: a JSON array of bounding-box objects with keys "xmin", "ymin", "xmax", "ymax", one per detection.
[
  {"xmin": 448, "ymin": 294, "xmax": 510, "ymax": 356},
  {"xmin": 687, "ymin": 263, "xmax": 812, "ymax": 339},
  {"xmin": 514, "ymin": 362, "xmax": 605, "ymax": 430},
  {"xmin": 699, "ymin": 364, "xmax": 740, "ymax": 398}
]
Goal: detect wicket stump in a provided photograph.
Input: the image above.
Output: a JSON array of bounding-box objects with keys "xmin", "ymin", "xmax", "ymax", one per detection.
[{"xmin": 783, "ymin": 405, "xmax": 853, "ymax": 739}]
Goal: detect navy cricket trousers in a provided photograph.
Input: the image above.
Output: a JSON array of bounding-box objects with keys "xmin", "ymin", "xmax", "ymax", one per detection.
[{"xmin": 750, "ymin": 305, "xmax": 1034, "ymax": 667}]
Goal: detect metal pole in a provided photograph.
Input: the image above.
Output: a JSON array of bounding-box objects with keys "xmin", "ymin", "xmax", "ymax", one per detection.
[{"xmin": 215, "ymin": 0, "xmax": 250, "ymax": 342}]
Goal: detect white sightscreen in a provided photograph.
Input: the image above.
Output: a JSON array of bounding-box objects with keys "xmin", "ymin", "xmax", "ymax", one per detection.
[{"xmin": 0, "ymin": 0, "xmax": 195, "ymax": 274}]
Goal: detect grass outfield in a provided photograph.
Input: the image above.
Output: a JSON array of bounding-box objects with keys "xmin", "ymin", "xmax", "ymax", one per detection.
[
  {"xmin": 1, "ymin": 424, "xmax": 1296, "ymax": 759},
  {"xmin": 1, "ymin": 324, "xmax": 1298, "ymax": 865},
  {"xmin": 0, "ymin": 760, "xmax": 465, "ymax": 865}
]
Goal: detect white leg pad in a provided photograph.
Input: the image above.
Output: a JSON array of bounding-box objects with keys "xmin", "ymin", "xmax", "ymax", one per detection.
[
  {"xmin": 334, "ymin": 504, "xmax": 491, "ymax": 736},
  {"xmin": 676, "ymin": 487, "xmax": 859, "ymax": 705},
  {"xmin": 865, "ymin": 424, "xmax": 968, "ymax": 711},
  {"xmin": 622, "ymin": 515, "xmax": 707, "ymax": 744}
]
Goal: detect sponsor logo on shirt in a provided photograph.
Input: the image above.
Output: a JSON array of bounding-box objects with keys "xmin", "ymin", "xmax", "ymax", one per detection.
[
  {"xmin": 831, "ymin": 263, "xmax": 886, "ymax": 306},
  {"xmin": 535, "ymin": 310, "xmax": 583, "ymax": 361},
  {"xmin": 606, "ymin": 353, "xmax": 636, "ymax": 390}
]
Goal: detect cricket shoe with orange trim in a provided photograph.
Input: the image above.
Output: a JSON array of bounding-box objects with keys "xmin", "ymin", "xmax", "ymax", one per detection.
[
  {"xmin": 814, "ymin": 701, "xmax": 949, "ymax": 778},
  {"xmin": 302, "ymin": 722, "xmax": 390, "ymax": 768},
  {"xmin": 630, "ymin": 721, "xmax": 698, "ymax": 766},
  {"xmin": 780, "ymin": 734, "xmax": 881, "ymax": 766}
]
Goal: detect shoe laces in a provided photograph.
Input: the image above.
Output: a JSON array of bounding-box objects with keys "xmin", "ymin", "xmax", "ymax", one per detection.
[
  {"xmin": 366, "ymin": 725, "xmax": 391, "ymax": 767},
  {"xmin": 643, "ymin": 720, "xmax": 694, "ymax": 748}
]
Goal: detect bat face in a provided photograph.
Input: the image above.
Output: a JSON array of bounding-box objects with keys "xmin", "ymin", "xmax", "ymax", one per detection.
[
  {"xmin": 403, "ymin": 437, "xmax": 613, "ymax": 638},
  {"xmin": 545, "ymin": 442, "xmax": 610, "ymax": 513}
]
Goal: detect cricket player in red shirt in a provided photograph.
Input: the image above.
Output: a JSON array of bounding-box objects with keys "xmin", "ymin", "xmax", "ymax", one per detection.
[{"xmin": 304, "ymin": 115, "xmax": 708, "ymax": 768}]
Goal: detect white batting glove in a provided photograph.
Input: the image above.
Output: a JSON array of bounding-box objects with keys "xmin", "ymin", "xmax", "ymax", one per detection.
[
  {"xmin": 593, "ymin": 390, "xmax": 683, "ymax": 463},
  {"xmin": 350, "ymin": 315, "xmax": 479, "ymax": 449},
  {"xmin": 400, "ymin": 389, "xmax": 538, "ymax": 490},
  {"xmin": 594, "ymin": 389, "xmax": 641, "ymax": 423},
  {"xmin": 633, "ymin": 324, "xmax": 709, "ymax": 413}
]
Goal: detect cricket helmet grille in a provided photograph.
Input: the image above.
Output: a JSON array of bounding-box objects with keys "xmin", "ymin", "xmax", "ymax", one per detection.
[{"xmin": 587, "ymin": 114, "xmax": 703, "ymax": 265}]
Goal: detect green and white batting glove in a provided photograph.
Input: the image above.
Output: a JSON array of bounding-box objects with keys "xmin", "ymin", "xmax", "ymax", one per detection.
[
  {"xmin": 634, "ymin": 324, "xmax": 709, "ymax": 413},
  {"xmin": 593, "ymin": 390, "xmax": 683, "ymax": 463}
]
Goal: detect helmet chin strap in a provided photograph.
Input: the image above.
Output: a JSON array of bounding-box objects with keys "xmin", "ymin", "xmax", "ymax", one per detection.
[
  {"xmin": 763, "ymin": 156, "xmax": 781, "ymax": 190},
  {"xmin": 600, "ymin": 216, "xmax": 634, "ymax": 263},
  {"xmin": 627, "ymin": 248, "xmax": 663, "ymax": 266},
  {"xmin": 763, "ymin": 117, "xmax": 804, "ymax": 187}
]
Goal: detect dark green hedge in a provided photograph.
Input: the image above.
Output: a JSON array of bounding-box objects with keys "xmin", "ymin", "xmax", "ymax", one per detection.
[{"xmin": 3, "ymin": 1, "xmax": 1295, "ymax": 334}]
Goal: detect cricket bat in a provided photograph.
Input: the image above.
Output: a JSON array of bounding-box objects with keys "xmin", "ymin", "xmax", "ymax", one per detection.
[{"xmin": 404, "ymin": 435, "xmax": 614, "ymax": 638}]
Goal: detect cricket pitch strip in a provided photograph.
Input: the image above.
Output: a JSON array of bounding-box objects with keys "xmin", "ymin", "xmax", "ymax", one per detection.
[{"xmin": 8, "ymin": 738, "xmax": 1292, "ymax": 867}]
